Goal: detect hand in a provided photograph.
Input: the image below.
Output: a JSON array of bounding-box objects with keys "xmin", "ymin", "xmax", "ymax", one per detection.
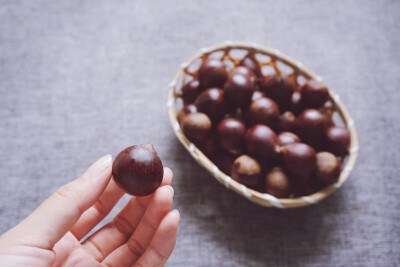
[{"xmin": 0, "ymin": 154, "xmax": 179, "ymax": 267}]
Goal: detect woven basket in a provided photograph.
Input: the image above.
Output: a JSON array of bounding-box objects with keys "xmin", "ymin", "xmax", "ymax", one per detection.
[{"xmin": 167, "ymin": 41, "xmax": 358, "ymax": 208}]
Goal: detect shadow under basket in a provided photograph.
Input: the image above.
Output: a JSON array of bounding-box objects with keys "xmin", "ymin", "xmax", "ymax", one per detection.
[{"xmin": 167, "ymin": 41, "xmax": 359, "ymax": 208}]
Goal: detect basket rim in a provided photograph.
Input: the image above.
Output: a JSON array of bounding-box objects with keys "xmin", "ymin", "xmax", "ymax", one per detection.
[{"xmin": 167, "ymin": 41, "xmax": 359, "ymax": 208}]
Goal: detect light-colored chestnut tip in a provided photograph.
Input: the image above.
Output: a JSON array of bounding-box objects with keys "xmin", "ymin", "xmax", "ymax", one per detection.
[
  {"xmin": 142, "ymin": 143, "xmax": 154, "ymax": 149},
  {"xmin": 275, "ymin": 145, "xmax": 283, "ymax": 154}
]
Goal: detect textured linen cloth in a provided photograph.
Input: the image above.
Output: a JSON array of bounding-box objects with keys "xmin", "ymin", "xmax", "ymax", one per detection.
[{"xmin": 0, "ymin": 1, "xmax": 399, "ymax": 266}]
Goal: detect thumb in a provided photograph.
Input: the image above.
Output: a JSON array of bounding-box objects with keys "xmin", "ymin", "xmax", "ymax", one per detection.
[{"xmin": 6, "ymin": 154, "xmax": 113, "ymax": 249}]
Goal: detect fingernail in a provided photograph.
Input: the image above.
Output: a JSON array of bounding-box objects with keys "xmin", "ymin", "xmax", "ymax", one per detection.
[
  {"xmin": 83, "ymin": 154, "xmax": 112, "ymax": 179},
  {"xmin": 165, "ymin": 185, "xmax": 174, "ymax": 195},
  {"xmin": 171, "ymin": 209, "xmax": 180, "ymax": 219}
]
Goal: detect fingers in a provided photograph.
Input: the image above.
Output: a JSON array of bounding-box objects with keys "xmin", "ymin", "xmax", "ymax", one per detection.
[
  {"xmin": 71, "ymin": 167, "xmax": 173, "ymax": 241},
  {"xmin": 5, "ymin": 155, "xmax": 113, "ymax": 249},
  {"xmin": 70, "ymin": 178, "xmax": 125, "ymax": 240},
  {"xmin": 82, "ymin": 181, "xmax": 173, "ymax": 261},
  {"xmin": 101, "ymin": 186, "xmax": 174, "ymax": 266},
  {"xmin": 106, "ymin": 210, "xmax": 180, "ymax": 267}
]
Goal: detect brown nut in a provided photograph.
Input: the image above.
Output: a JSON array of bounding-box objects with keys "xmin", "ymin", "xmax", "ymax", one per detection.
[
  {"xmin": 181, "ymin": 112, "xmax": 212, "ymax": 143},
  {"xmin": 264, "ymin": 167, "xmax": 291, "ymax": 198},
  {"xmin": 314, "ymin": 152, "xmax": 341, "ymax": 185},
  {"xmin": 231, "ymin": 155, "xmax": 262, "ymax": 187}
]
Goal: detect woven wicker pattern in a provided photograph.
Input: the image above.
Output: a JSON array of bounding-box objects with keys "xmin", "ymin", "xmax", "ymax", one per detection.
[{"xmin": 167, "ymin": 41, "xmax": 358, "ymax": 208}]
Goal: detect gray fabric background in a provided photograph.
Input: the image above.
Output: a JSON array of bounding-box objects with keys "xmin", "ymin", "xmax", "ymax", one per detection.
[{"xmin": 1, "ymin": 1, "xmax": 399, "ymax": 266}]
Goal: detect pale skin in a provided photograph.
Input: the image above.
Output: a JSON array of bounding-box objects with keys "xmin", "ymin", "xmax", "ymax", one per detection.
[{"xmin": 0, "ymin": 154, "xmax": 179, "ymax": 267}]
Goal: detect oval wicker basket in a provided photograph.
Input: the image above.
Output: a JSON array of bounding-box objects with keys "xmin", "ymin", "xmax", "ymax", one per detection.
[{"xmin": 167, "ymin": 41, "xmax": 358, "ymax": 208}]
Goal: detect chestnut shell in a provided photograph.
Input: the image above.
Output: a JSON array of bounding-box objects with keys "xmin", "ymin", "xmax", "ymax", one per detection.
[
  {"xmin": 324, "ymin": 126, "xmax": 351, "ymax": 156},
  {"xmin": 195, "ymin": 88, "xmax": 224, "ymax": 122},
  {"xmin": 246, "ymin": 97, "xmax": 280, "ymax": 129},
  {"xmin": 264, "ymin": 167, "xmax": 291, "ymax": 198},
  {"xmin": 112, "ymin": 144, "xmax": 164, "ymax": 196},
  {"xmin": 198, "ymin": 58, "xmax": 228, "ymax": 89},
  {"xmin": 245, "ymin": 124, "xmax": 277, "ymax": 159},
  {"xmin": 224, "ymin": 72, "xmax": 255, "ymax": 109},
  {"xmin": 231, "ymin": 155, "xmax": 262, "ymax": 187},
  {"xmin": 181, "ymin": 79, "xmax": 202, "ymax": 105},
  {"xmin": 181, "ymin": 112, "xmax": 212, "ymax": 143},
  {"xmin": 217, "ymin": 118, "xmax": 247, "ymax": 154},
  {"xmin": 282, "ymin": 143, "xmax": 316, "ymax": 181},
  {"xmin": 260, "ymin": 73, "xmax": 296, "ymax": 110}
]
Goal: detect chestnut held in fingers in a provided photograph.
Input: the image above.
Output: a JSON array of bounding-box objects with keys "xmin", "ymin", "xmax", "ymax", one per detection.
[
  {"xmin": 314, "ymin": 152, "xmax": 341, "ymax": 185},
  {"xmin": 282, "ymin": 143, "xmax": 316, "ymax": 181},
  {"xmin": 231, "ymin": 155, "xmax": 262, "ymax": 187},
  {"xmin": 181, "ymin": 112, "xmax": 212, "ymax": 143},
  {"xmin": 198, "ymin": 58, "xmax": 228, "ymax": 89},
  {"xmin": 295, "ymin": 109, "xmax": 326, "ymax": 148},
  {"xmin": 260, "ymin": 73, "xmax": 296, "ymax": 110},
  {"xmin": 181, "ymin": 79, "xmax": 202, "ymax": 105},
  {"xmin": 112, "ymin": 144, "xmax": 163, "ymax": 196},
  {"xmin": 264, "ymin": 167, "xmax": 291, "ymax": 198},
  {"xmin": 277, "ymin": 132, "xmax": 300, "ymax": 147},
  {"xmin": 245, "ymin": 124, "xmax": 277, "ymax": 159},
  {"xmin": 217, "ymin": 118, "xmax": 247, "ymax": 154},
  {"xmin": 224, "ymin": 72, "xmax": 255, "ymax": 109},
  {"xmin": 177, "ymin": 104, "xmax": 197, "ymax": 124},
  {"xmin": 246, "ymin": 97, "xmax": 280, "ymax": 128},
  {"xmin": 195, "ymin": 88, "xmax": 224, "ymax": 122},
  {"xmin": 239, "ymin": 56, "xmax": 261, "ymax": 77},
  {"xmin": 324, "ymin": 126, "xmax": 351, "ymax": 156},
  {"xmin": 301, "ymin": 79, "xmax": 329, "ymax": 109},
  {"xmin": 276, "ymin": 111, "xmax": 295, "ymax": 133}
]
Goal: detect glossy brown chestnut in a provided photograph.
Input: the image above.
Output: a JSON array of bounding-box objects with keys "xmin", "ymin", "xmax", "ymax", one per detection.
[
  {"xmin": 214, "ymin": 151, "xmax": 236, "ymax": 175},
  {"xmin": 324, "ymin": 126, "xmax": 351, "ymax": 156},
  {"xmin": 177, "ymin": 104, "xmax": 197, "ymax": 124},
  {"xmin": 112, "ymin": 144, "xmax": 163, "ymax": 196},
  {"xmin": 252, "ymin": 90, "xmax": 265, "ymax": 101},
  {"xmin": 198, "ymin": 58, "xmax": 228, "ymax": 89},
  {"xmin": 314, "ymin": 152, "xmax": 341, "ymax": 185},
  {"xmin": 282, "ymin": 143, "xmax": 316, "ymax": 181},
  {"xmin": 231, "ymin": 155, "xmax": 262, "ymax": 187},
  {"xmin": 198, "ymin": 136, "xmax": 218, "ymax": 158},
  {"xmin": 295, "ymin": 109, "xmax": 326, "ymax": 148},
  {"xmin": 181, "ymin": 79, "xmax": 202, "ymax": 105},
  {"xmin": 194, "ymin": 88, "xmax": 224, "ymax": 122},
  {"xmin": 230, "ymin": 66, "xmax": 257, "ymax": 82},
  {"xmin": 260, "ymin": 73, "xmax": 296, "ymax": 110},
  {"xmin": 239, "ymin": 56, "xmax": 261, "ymax": 77},
  {"xmin": 245, "ymin": 124, "xmax": 277, "ymax": 159},
  {"xmin": 217, "ymin": 118, "xmax": 247, "ymax": 154},
  {"xmin": 264, "ymin": 167, "xmax": 291, "ymax": 198},
  {"xmin": 276, "ymin": 111, "xmax": 295, "ymax": 132},
  {"xmin": 277, "ymin": 132, "xmax": 300, "ymax": 147},
  {"xmin": 181, "ymin": 112, "xmax": 212, "ymax": 143},
  {"xmin": 224, "ymin": 72, "xmax": 255, "ymax": 109},
  {"xmin": 301, "ymin": 79, "xmax": 329, "ymax": 109},
  {"xmin": 245, "ymin": 97, "xmax": 280, "ymax": 128},
  {"xmin": 290, "ymin": 91, "xmax": 303, "ymax": 115}
]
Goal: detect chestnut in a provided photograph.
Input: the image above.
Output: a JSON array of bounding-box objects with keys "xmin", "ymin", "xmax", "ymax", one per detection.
[
  {"xmin": 290, "ymin": 91, "xmax": 303, "ymax": 115},
  {"xmin": 260, "ymin": 73, "xmax": 296, "ymax": 110},
  {"xmin": 245, "ymin": 97, "xmax": 280, "ymax": 129},
  {"xmin": 198, "ymin": 58, "xmax": 228, "ymax": 89},
  {"xmin": 245, "ymin": 124, "xmax": 277, "ymax": 159},
  {"xmin": 194, "ymin": 88, "xmax": 224, "ymax": 122},
  {"xmin": 177, "ymin": 104, "xmax": 197, "ymax": 124},
  {"xmin": 252, "ymin": 90, "xmax": 265, "ymax": 101},
  {"xmin": 223, "ymin": 72, "xmax": 255, "ymax": 109},
  {"xmin": 314, "ymin": 152, "xmax": 341, "ymax": 185},
  {"xmin": 214, "ymin": 151, "xmax": 236, "ymax": 175},
  {"xmin": 276, "ymin": 111, "xmax": 295, "ymax": 132},
  {"xmin": 324, "ymin": 126, "xmax": 351, "ymax": 156},
  {"xmin": 217, "ymin": 118, "xmax": 247, "ymax": 154},
  {"xmin": 181, "ymin": 79, "xmax": 202, "ymax": 105},
  {"xmin": 230, "ymin": 66, "xmax": 257, "ymax": 82},
  {"xmin": 239, "ymin": 56, "xmax": 261, "ymax": 77},
  {"xmin": 282, "ymin": 143, "xmax": 316, "ymax": 181},
  {"xmin": 231, "ymin": 155, "xmax": 262, "ymax": 187},
  {"xmin": 198, "ymin": 136, "xmax": 218, "ymax": 158},
  {"xmin": 277, "ymin": 132, "xmax": 300, "ymax": 147},
  {"xmin": 301, "ymin": 79, "xmax": 329, "ymax": 109},
  {"xmin": 295, "ymin": 109, "xmax": 326, "ymax": 148},
  {"xmin": 112, "ymin": 144, "xmax": 163, "ymax": 196},
  {"xmin": 181, "ymin": 112, "xmax": 212, "ymax": 143},
  {"xmin": 264, "ymin": 167, "xmax": 291, "ymax": 198}
]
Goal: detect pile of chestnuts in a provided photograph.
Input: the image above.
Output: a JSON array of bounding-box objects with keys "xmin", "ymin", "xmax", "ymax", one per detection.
[{"xmin": 177, "ymin": 55, "xmax": 351, "ymax": 198}]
